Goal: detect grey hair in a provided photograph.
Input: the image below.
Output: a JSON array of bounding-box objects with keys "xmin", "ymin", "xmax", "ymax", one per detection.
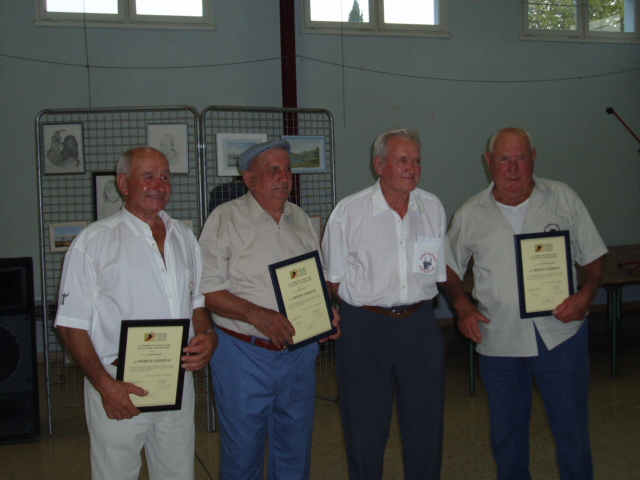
[
  {"xmin": 115, "ymin": 149, "xmax": 135, "ymax": 177},
  {"xmin": 373, "ymin": 128, "xmax": 421, "ymax": 159},
  {"xmin": 487, "ymin": 128, "xmax": 535, "ymax": 152}
]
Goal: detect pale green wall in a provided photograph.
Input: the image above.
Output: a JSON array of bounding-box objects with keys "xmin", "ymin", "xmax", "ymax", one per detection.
[{"xmin": 1, "ymin": 1, "xmax": 639, "ymax": 303}]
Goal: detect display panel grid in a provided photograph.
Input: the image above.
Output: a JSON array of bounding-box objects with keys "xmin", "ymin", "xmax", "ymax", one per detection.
[
  {"xmin": 37, "ymin": 105, "xmax": 338, "ymax": 433},
  {"xmin": 200, "ymin": 106, "xmax": 337, "ymax": 392},
  {"xmin": 200, "ymin": 106, "xmax": 336, "ymax": 222},
  {"xmin": 36, "ymin": 107, "xmax": 205, "ymax": 426}
]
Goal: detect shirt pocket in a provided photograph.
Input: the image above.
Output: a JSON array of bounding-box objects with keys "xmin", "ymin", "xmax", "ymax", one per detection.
[{"xmin": 412, "ymin": 236, "xmax": 441, "ymax": 276}]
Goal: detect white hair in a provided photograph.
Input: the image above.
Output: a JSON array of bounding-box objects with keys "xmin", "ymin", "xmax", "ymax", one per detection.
[{"xmin": 373, "ymin": 128, "xmax": 421, "ymax": 159}]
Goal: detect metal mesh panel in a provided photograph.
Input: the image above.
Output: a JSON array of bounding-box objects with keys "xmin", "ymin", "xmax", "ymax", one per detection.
[
  {"xmin": 200, "ymin": 106, "xmax": 335, "ymax": 222},
  {"xmin": 36, "ymin": 106, "xmax": 206, "ymax": 431},
  {"xmin": 36, "ymin": 105, "xmax": 339, "ymax": 433},
  {"xmin": 200, "ymin": 106, "xmax": 337, "ymax": 394}
]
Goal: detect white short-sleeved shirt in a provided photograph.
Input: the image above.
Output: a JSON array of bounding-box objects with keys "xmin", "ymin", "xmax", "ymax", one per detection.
[
  {"xmin": 55, "ymin": 208, "xmax": 204, "ymax": 364},
  {"xmin": 322, "ymin": 180, "xmax": 447, "ymax": 307},
  {"xmin": 446, "ymin": 176, "xmax": 608, "ymax": 357},
  {"xmin": 199, "ymin": 192, "xmax": 320, "ymax": 339}
]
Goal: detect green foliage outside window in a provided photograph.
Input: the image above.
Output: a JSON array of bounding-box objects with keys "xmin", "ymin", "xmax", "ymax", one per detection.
[
  {"xmin": 348, "ymin": 0, "xmax": 364, "ymax": 22},
  {"xmin": 527, "ymin": 0, "xmax": 625, "ymax": 32}
]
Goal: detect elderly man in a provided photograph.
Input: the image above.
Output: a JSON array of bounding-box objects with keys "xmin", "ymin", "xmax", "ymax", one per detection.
[
  {"xmin": 322, "ymin": 128, "xmax": 447, "ymax": 479},
  {"xmin": 443, "ymin": 128, "xmax": 607, "ymax": 479},
  {"xmin": 55, "ymin": 147, "xmax": 216, "ymax": 480},
  {"xmin": 199, "ymin": 139, "xmax": 339, "ymax": 480}
]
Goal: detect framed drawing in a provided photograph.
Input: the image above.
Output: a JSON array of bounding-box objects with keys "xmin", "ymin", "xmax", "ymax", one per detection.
[
  {"xmin": 48, "ymin": 222, "xmax": 87, "ymax": 253},
  {"xmin": 282, "ymin": 135, "xmax": 326, "ymax": 173},
  {"xmin": 42, "ymin": 123, "xmax": 85, "ymax": 174},
  {"xmin": 147, "ymin": 124, "xmax": 189, "ymax": 174},
  {"xmin": 216, "ymin": 133, "xmax": 267, "ymax": 176},
  {"xmin": 93, "ymin": 172, "xmax": 124, "ymax": 221}
]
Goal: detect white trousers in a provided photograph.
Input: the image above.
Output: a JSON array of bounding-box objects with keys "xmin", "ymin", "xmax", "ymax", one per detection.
[{"xmin": 84, "ymin": 364, "xmax": 195, "ymax": 480}]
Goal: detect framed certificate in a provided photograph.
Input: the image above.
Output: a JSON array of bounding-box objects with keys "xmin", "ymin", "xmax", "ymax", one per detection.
[
  {"xmin": 514, "ymin": 231, "xmax": 574, "ymax": 319},
  {"xmin": 116, "ymin": 319, "xmax": 190, "ymax": 412},
  {"xmin": 269, "ymin": 251, "xmax": 336, "ymax": 351}
]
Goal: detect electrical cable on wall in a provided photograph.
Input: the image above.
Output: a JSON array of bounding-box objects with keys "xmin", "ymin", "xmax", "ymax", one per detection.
[{"xmin": 2, "ymin": 51, "xmax": 636, "ymax": 83}]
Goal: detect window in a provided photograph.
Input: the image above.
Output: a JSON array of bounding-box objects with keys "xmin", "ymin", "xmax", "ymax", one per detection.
[
  {"xmin": 36, "ymin": 0, "xmax": 214, "ymax": 29},
  {"xmin": 303, "ymin": 0, "xmax": 448, "ymax": 37},
  {"xmin": 523, "ymin": 0, "xmax": 639, "ymax": 43}
]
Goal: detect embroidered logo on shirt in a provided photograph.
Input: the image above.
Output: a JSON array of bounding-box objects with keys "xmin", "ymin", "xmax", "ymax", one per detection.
[
  {"xmin": 544, "ymin": 223, "xmax": 560, "ymax": 232},
  {"xmin": 419, "ymin": 253, "xmax": 436, "ymax": 274}
]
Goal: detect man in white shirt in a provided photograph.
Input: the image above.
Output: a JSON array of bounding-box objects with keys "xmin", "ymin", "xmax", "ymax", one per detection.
[
  {"xmin": 443, "ymin": 128, "xmax": 607, "ymax": 479},
  {"xmin": 199, "ymin": 139, "xmax": 340, "ymax": 480},
  {"xmin": 55, "ymin": 147, "xmax": 217, "ymax": 480},
  {"xmin": 322, "ymin": 128, "xmax": 447, "ymax": 480}
]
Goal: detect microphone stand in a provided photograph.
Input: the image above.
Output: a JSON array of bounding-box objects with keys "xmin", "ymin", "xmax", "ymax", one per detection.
[
  {"xmin": 606, "ymin": 107, "xmax": 640, "ymax": 272},
  {"xmin": 606, "ymin": 107, "xmax": 640, "ymax": 154}
]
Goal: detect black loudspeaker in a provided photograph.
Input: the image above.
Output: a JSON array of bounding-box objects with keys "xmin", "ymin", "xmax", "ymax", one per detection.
[{"xmin": 0, "ymin": 257, "xmax": 40, "ymax": 444}]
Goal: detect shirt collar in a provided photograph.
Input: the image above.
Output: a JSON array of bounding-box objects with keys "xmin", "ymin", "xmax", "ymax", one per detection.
[
  {"xmin": 121, "ymin": 205, "xmax": 171, "ymax": 235},
  {"xmin": 246, "ymin": 191, "xmax": 292, "ymax": 223},
  {"xmin": 371, "ymin": 179, "xmax": 418, "ymax": 216}
]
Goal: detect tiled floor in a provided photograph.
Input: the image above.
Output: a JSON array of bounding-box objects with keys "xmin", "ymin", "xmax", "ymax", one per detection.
[{"xmin": 2, "ymin": 315, "xmax": 640, "ymax": 479}]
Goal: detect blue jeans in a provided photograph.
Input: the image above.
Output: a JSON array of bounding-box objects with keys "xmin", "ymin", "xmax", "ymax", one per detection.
[
  {"xmin": 479, "ymin": 321, "xmax": 592, "ymax": 480},
  {"xmin": 211, "ymin": 328, "xmax": 319, "ymax": 480}
]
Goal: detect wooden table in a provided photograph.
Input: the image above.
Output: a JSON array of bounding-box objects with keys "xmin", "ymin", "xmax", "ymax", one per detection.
[
  {"xmin": 462, "ymin": 245, "xmax": 640, "ymax": 395},
  {"xmin": 597, "ymin": 244, "xmax": 640, "ymax": 377}
]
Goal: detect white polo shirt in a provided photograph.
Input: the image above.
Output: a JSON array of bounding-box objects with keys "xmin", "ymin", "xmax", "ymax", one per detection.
[
  {"xmin": 446, "ymin": 176, "xmax": 608, "ymax": 356},
  {"xmin": 55, "ymin": 208, "xmax": 204, "ymax": 364},
  {"xmin": 322, "ymin": 180, "xmax": 447, "ymax": 308}
]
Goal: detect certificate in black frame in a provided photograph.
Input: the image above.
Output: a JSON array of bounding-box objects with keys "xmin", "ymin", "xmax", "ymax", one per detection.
[
  {"xmin": 269, "ymin": 250, "xmax": 336, "ymax": 351},
  {"xmin": 514, "ymin": 230, "xmax": 574, "ymax": 319},
  {"xmin": 116, "ymin": 319, "xmax": 190, "ymax": 412}
]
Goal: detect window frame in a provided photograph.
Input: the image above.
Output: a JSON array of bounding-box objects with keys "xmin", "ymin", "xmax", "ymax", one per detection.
[
  {"xmin": 302, "ymin": 0, "xmax": 449, "ymax": 38},
  {"xmin": 35, "ymin": 0, "xmax": 215, "ymax": 30},
  {"xmin": 521, "ymin": 0, "xmax": 639, "ymax": 44}
]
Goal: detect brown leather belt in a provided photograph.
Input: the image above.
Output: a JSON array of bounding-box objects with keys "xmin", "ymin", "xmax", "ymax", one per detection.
[
  {"xmin": 217, "ymin": 325, "xmax": 286, "ymax": 352},
  {"xmin": 363, "ymin": 300, "xmax": 427, "ymax": 320}
]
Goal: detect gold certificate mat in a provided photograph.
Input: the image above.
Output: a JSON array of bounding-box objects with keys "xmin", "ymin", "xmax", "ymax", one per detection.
[{"xmin": 116, "ymin": 319, "xmax": 189, "ymax": 412}]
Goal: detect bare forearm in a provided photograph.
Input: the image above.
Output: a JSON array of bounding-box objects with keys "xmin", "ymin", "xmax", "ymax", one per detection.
[
  {"xmin": 441, "ymin": 266, "xmax": 475, "ymax": 316},
  {"xmin": 440, "ymin": 265, "xmax": 490, "ymax": 343},
  {"xmin": 181, "ymin": 307, "xmax": 217, "ymax": 371},
  {"xmin": 327, "ymin": 281, "xmax": 341, "ymax": 303},
  {"xmin": 204, "ymin": 289, "xmax": 268, "ymax": 325},
  {"xmin": 191, "ymin": 306, "xmax": 214, "ymax": 334},
  {"xmin": 578, "ymin": 255, "xmax": 606, "ymax": 304},
  {"xmin": 552, "ymin": 255, "xmax": 606, "ymax": 322}
]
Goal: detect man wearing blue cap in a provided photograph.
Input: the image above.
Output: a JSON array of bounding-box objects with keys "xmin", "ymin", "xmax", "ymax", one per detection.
[{"xmin": 199, "ymin": 139, "xmax": 339, "ymax": 480}]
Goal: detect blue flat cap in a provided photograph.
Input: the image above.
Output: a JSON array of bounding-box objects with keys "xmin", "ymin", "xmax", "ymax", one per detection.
[{"xmin": 238, "ymin": 139, "xmax": 290, "ymax": 173}]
